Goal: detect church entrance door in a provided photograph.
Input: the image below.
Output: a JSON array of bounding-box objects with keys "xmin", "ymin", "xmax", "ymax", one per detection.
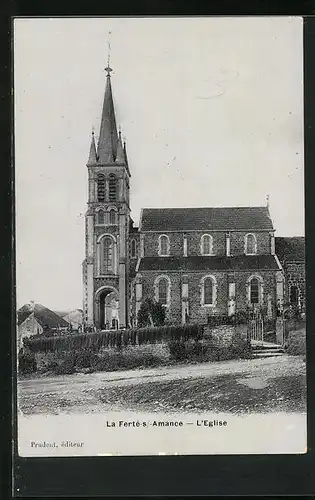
[{"xmin": 97, "ymin": 289, "xmax": 119, "ymax": 330}]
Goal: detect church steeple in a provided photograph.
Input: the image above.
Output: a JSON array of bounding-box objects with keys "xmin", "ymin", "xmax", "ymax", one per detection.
[
  {"xmin": 87, "ymin": 129, "xmax": 97, "ymax": 166},
  {"xmin": 83, "ymin": 57, "xmax": 132, "ymax": 333},
  {"xmin": 97, "ymin": 65, "xmax": 118, "ymax": 164}
]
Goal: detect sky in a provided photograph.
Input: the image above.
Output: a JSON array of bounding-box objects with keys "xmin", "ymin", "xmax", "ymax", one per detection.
[{"xmin": 14, "ymin": 17, "xmax": 304, "ymax": 311}]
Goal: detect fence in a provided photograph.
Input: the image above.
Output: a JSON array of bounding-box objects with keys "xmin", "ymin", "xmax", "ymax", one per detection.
[
  {"xmin": 247, "ymin": 310, "xmax": 264, "ymax": 344},
  {"xmin": 23, "ymin": 324, "xmax": 204, "ymax": 354}
]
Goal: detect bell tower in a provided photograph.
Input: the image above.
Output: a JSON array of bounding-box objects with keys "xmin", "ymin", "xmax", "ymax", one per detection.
[{"xmin": 82, "ymin": 65, "xmax": 131, "ymax": 330}]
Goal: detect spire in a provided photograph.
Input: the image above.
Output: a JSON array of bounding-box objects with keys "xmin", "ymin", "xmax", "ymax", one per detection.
[
  {"xmin": 97, "ymin": 65, "xmax": 118, "ymax": 164},
  {"xmin": 115, "ymin": 128, "xmax": 125, "ymax": 163},
  {"xmin": 123, "ymin": 137, "xmax": 131, "ymax": 176},
  {"xmin": 87, "ymin": 129, "xmax": 97, "ymax": 165},
  {"xmin": 123, "ymin": 138, "xmax": 128, "ymax": 166}
]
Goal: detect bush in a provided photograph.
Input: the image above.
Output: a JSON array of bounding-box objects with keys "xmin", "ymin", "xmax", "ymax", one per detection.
[
  {"xmin": 40, "ymin": 360, "xmax": 59, "ymax": 373},
  {"xmin": 169, "ymin": 339, "xmax": 207, "ymax": 362},
  {"xmin": 286, "ymin": 328, "xmax": 306, "ymax": 356},
  {"xmin": 168, "ymin": 335, "xmax": 252, "ymax": 363},
  {"xmin": 90, "ymin": 350, "xmax": 162, "ymax": 372},
  {"xmin": 168, "ymin": 340, "xmax": 187, "ymax": 361},
  {"xmin": 54, "ymin": 352, "xmax": 76, "ymax": 375},
  {"xmin": 230, "ymin": 336, "xmax": 252, "ymax": 359},
  {"xmin": 18, "ymin": 349, "xmax": 37, "ymax": 374},
  {"xmin": 232, "ymin": 310, "xmax": 249, "ymax": 325},
  {"xmin": 75, "ymin": 348, "xmax": 98, "ymax": 369},
  {"xmin": 137, "ymin": 298, "xmax": 166, "ymax": 327}
]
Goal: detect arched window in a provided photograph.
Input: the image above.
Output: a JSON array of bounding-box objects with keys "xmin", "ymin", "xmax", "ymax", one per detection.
[
  {"xmin": 154, "ymin": 275, "xmax": 171, "ymax": 307},
  {"xmin": 201, "ymin": 275, "xmax": 217, "ymax": 307},
  {"xmin": 108, "ymin": 174, "xmax": 117, "ymax": 202},
  {"xmin": 99, "ymin": 236, "xmax": 116, "ymax": 275},
  {"xmin": 158, "ymin": 279, "xmax": 168, "ymax": 305},
  {"xmin": 204, "ymin": 278, "xmax": 213, "ymax": 304},
  {"xmin": 245, "ymin": 233, "xmax": 257, "ymax": 255},
  {"xmin": 97, "ymin": 174, "xmax": 105, "ymax": 202},
  {"xmin": 109, "ymin": 209, "xmax": 116, "ymax": 225},
  {"xmin": 158, "ymin": 235, "xmax": 170, "ymax": 256},
  {"xmin": 201, "ymin": 234, "xmax": 213, "ymax": 255},
  {"xmin": 97, "ymin": 209, "xmax": 105, "ymax": 225},
  {"xmin": 250, "ymin": 278, "xmax": 259, "ymax": 304},
  {"xmin": 131, "ymin": 239, "xmax": 137, "ymax": 258},
  {"xmin": 247, "ymin": 275, "xmax": 263, "ymax": 305}
]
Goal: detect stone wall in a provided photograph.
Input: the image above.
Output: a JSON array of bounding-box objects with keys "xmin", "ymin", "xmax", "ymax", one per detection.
[
  {"xmin": 142, "ymin": 230, "xmax": 272, "ymax": 257},
  {"xmin": 283, "ymin": 261, "xmax": 305, "ymax": 306},
  {"xmin": 138, "ymin": 269, "xmax": 277, "ymax": 325}
]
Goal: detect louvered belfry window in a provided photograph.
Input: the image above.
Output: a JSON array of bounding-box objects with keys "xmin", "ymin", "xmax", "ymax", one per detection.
[
  {"xmin": 109, "ymin": 174, "xmax": 117, "ymax": 202},
  {"xmin": 97, "ymin": 174, "xmax": 105, "ymax": 202}
]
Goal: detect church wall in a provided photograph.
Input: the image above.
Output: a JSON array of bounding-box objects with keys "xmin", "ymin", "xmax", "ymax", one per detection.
[
  {"xmin": 187, "ymin": 231, "xmax": 226, "ymax": 256},
  {"xmin": 128, "ymin": 233, "xmax": 140, "ymax": 260},
  {"xmin": 142, "ymin": 230, "xmax": 272, "ymax": 257},
  {"xmin": 230, "ymin": 231, "xmax": 272, "ymax": 255},
  {"xmin": 282, "ymin": 261, "xmax": 305, "ymax": 307},
  {"xmin": 142, "ymin": 232, "xmax": 183, "ymax": 257},
  {"xmin": 140, "ymin": 272, "xmax": 181, "ymax": 323},
  {"xmin": 233, "ymin": 270, "xmax": 277, "ymax": 312},
  {"xmin": 137, "ymin": 268, "xmax": 278, "ymax": 326},
  {"xmin": 185, "ymin": 271, "xmax": 228, "ymax": 323}
]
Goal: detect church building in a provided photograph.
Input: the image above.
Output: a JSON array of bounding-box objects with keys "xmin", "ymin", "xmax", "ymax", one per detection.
[{"xmin": 82, "ymin": 65, "xmax": 285, "ymax": 330}]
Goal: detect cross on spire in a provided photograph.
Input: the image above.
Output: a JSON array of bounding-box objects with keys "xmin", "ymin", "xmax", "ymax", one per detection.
[
  {"xmin": 105, "ymin": 65, "xmax": 113, "ymax": 76},
  {"xmin": 105, "ymin": 30, "xmax": 113, "ymax": 76}
]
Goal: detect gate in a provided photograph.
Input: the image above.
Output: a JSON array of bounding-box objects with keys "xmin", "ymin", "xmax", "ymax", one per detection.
[{"xmin": 247, "ymin": 309, "xmax": 264, "ymax": 344}]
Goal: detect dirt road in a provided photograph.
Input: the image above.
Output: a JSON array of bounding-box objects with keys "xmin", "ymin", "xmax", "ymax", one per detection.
[{"xmin": 18, "ymin": 355, "xmax": 306, "ymax": 415}]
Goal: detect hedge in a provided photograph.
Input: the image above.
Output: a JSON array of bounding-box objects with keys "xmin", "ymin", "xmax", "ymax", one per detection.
[{"xmin": 24, "ymin": 324, "xmax": 204, "ymax": 354}]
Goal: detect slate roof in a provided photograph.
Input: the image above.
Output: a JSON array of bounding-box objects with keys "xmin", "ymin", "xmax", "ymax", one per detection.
[
  {"xmin": 275, "ymin": 237, "xmax": 305, "ymax": 262},
  {"xmin": 138, "ymin": 255, "xmax": 281, "ymax": 272},
  {"xmin": 140, "ymin": 207, "xmax": 274, "ymax": 232},
  {"xmin": 17, "ymin": 303, "xmax": 69, "ymax": 328},
  {"xmin": 97, "ymin": 71, "xmax": 118, "ymax": 163}
]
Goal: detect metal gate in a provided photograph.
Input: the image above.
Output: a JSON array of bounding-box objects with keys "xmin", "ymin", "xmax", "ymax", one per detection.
[{"xmin": 247, "ymin": 309, "xmax": 264, "ymax": 344}]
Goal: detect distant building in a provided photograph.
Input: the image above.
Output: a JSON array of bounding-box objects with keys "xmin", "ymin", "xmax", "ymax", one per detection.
[
  {"xmin": 275, "ymin": 237, "xmax": 305, "ymax": 312},
  {"xmin": 17, "ymin": 303, "xmax": 69, "ymax": 349}
]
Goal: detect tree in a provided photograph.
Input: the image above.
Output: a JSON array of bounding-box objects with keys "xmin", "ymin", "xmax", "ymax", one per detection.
[{"xmin": 137, "ymin": 298, "xmax": 166, "ymax": 328}]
